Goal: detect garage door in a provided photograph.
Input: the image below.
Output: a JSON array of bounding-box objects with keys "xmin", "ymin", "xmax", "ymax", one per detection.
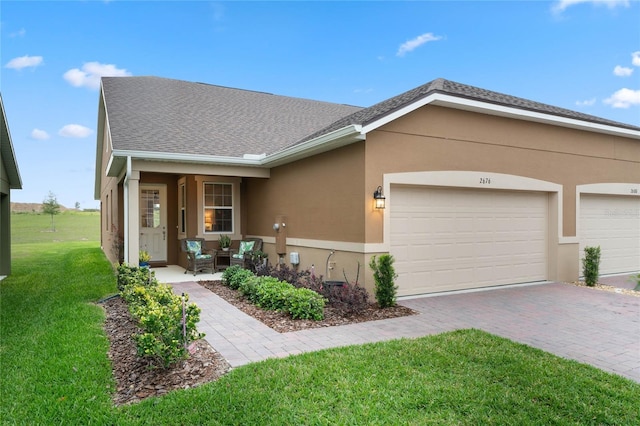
[
  {"xmin": 579, "ymin": 194, "xmax": 640, "ymax": 275},
  {"xmin": 390, "ymin": 186, "xmax": 548, "ymax": 296}
]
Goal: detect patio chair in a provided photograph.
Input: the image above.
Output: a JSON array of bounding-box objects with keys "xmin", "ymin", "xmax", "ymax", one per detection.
[
  {"xmin": 180, "ymin": 238, "xmax": 216, "ymax": 276},
  {"xmin": 229, "ymin": 237, "xmax": 263, "ymax": 270}
]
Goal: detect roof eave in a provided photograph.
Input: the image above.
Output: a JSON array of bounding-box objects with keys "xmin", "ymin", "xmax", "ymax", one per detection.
[
  {"xmin": 1, "ymin": 94, "xmax": 22, "ymax": 190},
  {"xmin": 263, "ymin": 124, "xmax": 364, "ymax": 168},
  {"xmin": 361, "ymin": 93, "xmax": 640, "ymax": 139}
]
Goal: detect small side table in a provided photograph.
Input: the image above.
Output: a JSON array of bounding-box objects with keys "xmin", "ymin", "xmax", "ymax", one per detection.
[{"xmin": 215, "ymin": 250, "xmax": 231, "ymax": 271}]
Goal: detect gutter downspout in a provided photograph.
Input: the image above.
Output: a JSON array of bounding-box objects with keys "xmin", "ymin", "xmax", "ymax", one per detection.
[{"xmin": 123, "ymin": 156, "xmax": 131, "ymax": 263}]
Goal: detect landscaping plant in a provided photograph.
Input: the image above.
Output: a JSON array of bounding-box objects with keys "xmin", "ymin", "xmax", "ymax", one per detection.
[
  {"xmin": 322, "ymin": 282, "xmax": 369, "ymax": 316},
  {"xmin": 369, "ymin": 254, "xmax": 398, "ymax": 308},
  {"xmin": 582, "ymin": 246, "xmax": 601, "ymax": 287},
  {"xmin": 118, "ymin": 264, "xmax": 204, "ymax": 368}
]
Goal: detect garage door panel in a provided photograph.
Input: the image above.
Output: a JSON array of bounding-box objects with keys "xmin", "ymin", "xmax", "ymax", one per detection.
[
  {"xmin": 391, "ymin": 186, "xmax": 548, "ymax": 296},
  {"xmin": 580, "ymin": 195, "xmax": 640, "ymax": 275}
]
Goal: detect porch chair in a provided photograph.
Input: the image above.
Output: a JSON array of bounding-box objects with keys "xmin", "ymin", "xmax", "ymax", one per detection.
[
  {"xmin": 180, "ymin": 238, "xmax": 216, "ymax": 276},
  {"xmin": 229, "ymin": 237, "xmax": 263, "ymax": 270}
]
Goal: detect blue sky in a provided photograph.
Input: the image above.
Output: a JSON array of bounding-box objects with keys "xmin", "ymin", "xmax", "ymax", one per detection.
[{"xmin": 2, "ymin": 0, "xmax": 639, "ymax": 209}]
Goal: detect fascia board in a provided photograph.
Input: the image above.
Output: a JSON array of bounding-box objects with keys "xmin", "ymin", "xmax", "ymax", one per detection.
[
  {"xmin": 263, "ymin": 125, "xmax": 364, "ymax": 167},
  {"xmin": 361, "ymin": 93, "xmax": 640, "ymax": 139},
  {"xmin": 0, "ymin": 95, "xmax": 22, "ymax": 189},
  {"xmin": 111, "ymin": 149, "xmax": 266, "ymax": 167}
]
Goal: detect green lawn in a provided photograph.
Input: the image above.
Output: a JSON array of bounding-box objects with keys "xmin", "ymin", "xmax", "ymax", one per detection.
[
  {"xmin": 11, "ymin": 210, "xmax": 100, "ymax": 245},
  {"xmin": 2, "ymin": 217, "xmax": 639, "ymax": 424}
]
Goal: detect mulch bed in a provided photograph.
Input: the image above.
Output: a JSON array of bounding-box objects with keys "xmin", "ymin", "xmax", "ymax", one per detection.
[
  {"xmin": 102, "ymin": 296, "xmax": 231, "ymax": 406},
  {"xmin": 198, "ymin": 280, "xmax": 417, "ymax": 333},
  {"xmin": 569, "ymin": 281, "xmax": 640, "ymax": 297},
  {"xmin": 102, "ymin": 281, "xmax": 415, "ymax": 405}
]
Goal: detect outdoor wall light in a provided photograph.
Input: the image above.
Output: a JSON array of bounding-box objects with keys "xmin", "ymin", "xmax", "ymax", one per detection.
[{"xmin": 373, "ymin": 186, "xmax": 386, "ymax": 209}]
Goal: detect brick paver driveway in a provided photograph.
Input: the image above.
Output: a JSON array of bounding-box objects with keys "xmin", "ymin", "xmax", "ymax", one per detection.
[
  {"xmin": 400, "ymin": 282, "xmax": 640, "ymax": 382},
  {"xmin": 173, "ymin": 280, "xmax": 639, "ymax": 383}
]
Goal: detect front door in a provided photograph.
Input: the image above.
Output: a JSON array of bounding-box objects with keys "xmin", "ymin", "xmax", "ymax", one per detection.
[{"xmin": 139, "ymin": 185, "xmax": 167, "ymax": 263}]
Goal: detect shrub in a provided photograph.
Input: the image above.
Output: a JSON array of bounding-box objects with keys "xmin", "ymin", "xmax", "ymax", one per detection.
[
  {"xmin": 254, "ymin": 279, "xmax": 293, "ymax": 311},
  {"xmin": 286, "ymin": 288, "xmax": 325, "ymax": 320},
  {"xmin": 633, "ymin": 273, "xmax": 640, "ymax": 292},
  {"xmin": 582, "ymin": 246, "xmax": 601, "ymax": 287},
  {"xmin": 132, "ymin": 287, "xmax": 203, "ymax": 368},
  {"xmin": 116, "ymin": 263, "xmax": 156, "ymax": 291},
  {"xmin": 223, "ymin": 265, "xmax": 255, "ymax": 290},
  {"xmin": 257, "ymin": 263, "xmax": 310, "ymax": 287},
  {"xmin": 322, "ymin": 282, "xmax": 370, "ymax": 316},
  {"xmin": 117, "ymin": 264, "xmax": 204, "ymax": 368},
  {"xmin": 238, "ymin": 275, "xmax": 262, "ymax": 304},
  {"xmin": 370, "ymin": 254, "xmax": 398, "ymax": 308}
]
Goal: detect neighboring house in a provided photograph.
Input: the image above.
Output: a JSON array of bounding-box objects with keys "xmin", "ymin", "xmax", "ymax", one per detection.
[
  {"xmin": 95, "ymin": 76, "xmax": 640, "ymax": 297},
  {"xmin": 0, "ymin": 94, "xmax": 23, "ymax": 277}
]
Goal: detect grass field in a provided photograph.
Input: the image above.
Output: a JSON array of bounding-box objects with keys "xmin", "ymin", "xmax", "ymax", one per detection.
[
  {"xmin": 11, "ymin": 210, "xmax": 100, "ymax": 245},
  {"xmin": 2, "ymin": 213, "xmax": 639, "ymax": 424}
]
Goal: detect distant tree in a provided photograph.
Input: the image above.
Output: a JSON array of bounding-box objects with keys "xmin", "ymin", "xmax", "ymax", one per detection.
[
  {"xmin": 42, "ymin": 191, "xmax": 60, "ymax": 232},
  {"xmin": 75, "ymin": 201, "xmax": 80, "ymax": 210}
]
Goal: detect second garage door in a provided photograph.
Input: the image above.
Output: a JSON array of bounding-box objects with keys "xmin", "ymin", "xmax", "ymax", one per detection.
[
  {"xmin": 390, "ymin": 186, "xmax": 548, "ymax": 296},
  {"xmin": 579, "ymin": 194, "xmax": 640, "ymax": 275}
]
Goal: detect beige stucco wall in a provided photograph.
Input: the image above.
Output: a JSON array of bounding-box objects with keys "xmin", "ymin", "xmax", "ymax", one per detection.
[
  {"xmin": 245, "ymin": 104, "xmax": 639, "ymax": 291},
  {"xmin": 364, "ymin": 105, "xmax": 639, "ymax": 240}
]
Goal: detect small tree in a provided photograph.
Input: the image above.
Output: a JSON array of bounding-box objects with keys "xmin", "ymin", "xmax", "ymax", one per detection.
[
  {"xmin": 42, "ymin": 191, "xmax": 60, "ymax": 232},
  {"xmin": 369, "ymin": 254, "xmax": 398, "ymax": 308},
  {"xmin": 74, "ymin": 201, "xmax": 80, "ymax": 210},
  {"xmin": 582, "ymin": 246, "xmax": 601, "ymax": 287}
]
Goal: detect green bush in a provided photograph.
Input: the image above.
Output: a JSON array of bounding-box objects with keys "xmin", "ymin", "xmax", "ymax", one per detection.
[
  {"xmin": 223, "ymin": 265, "xmax": 254, "ymax": 290},
  {"xmin": 116, "ymin": 262, "xmax": 156, "ymax": 291},
  {"xmin": 286, "ymin": 287, "xmax": 325, "ymax": 320},
  {"xmin": 238, "ymin": 275, "xmax": 262, "ymax": 303},
  {"xmin": 255, "ymin": 279, "xmax": 293, "ymax": 311},
  {"xmin": 117, "ymin": 264, "xmax": 204, "ymax": 368},
  {"xmin": 582, "ymin": 246, "xmax": 601, "ymax": 287},
  {"xmin": 369, "ymin": 254, "xmax": 398, "ymax": 308},
  {"xmin": 631, "ymin": 273, "xmax": 640, "ymax": 292}
]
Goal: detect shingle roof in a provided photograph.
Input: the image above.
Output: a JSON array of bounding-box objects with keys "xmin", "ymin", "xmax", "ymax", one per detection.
[
  {"xmin": 101, "ymin": 76, "xmax": 363, "ymax": 157},
  {"xmin": 296, "ymin": 78, "xmax": 640, "ymax": 144},
  {"xmin": 102, "ymin": 76, "xmax": 639, "ymax": 161}
]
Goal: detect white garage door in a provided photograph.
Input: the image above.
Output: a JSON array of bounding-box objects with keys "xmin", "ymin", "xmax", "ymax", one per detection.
[
  {"xmin": 579, "ymin": 194, "xmax": 640, "ymax": 275},
  {"xmin": 391, "ymin": 186, "xmax": 548, "ymax": 296}
]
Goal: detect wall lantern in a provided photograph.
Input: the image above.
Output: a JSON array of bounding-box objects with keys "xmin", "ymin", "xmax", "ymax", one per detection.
[{"xmin": 373, "ymin": 186, "xmax": 386, "ymax": 209}]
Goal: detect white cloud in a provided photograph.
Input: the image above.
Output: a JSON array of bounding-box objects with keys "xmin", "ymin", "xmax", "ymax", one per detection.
[
  {"xmin": 575, "ymin": 98, "xmax": 597, "ymax": 106},
  {"xmin": 613, "ymin": 65, "xmax": 633, "ymax": 77},
  {"xmin": 30, "ymin": 129, "xmax": 50, "ymax": 140},
  {"xmin": 5, "ymin": 55, "xmax": 43, "ymax": 70},
  {"xmin": 397, "ymin": 32, "xmax": 443, "ymax": 57},
  {"xmin": 632, "ymin": 51, "xmax": 640, "ymax": 67},
  {"xmin": 58, "ymin": 124, "xmax": 93, "ymax": 138},
  {"xmin": 604, "ymin": 88, "xmax": 640, "ymax": 108},
  {"xmin": 10, "ymin": 28, "xmax": 26, "ymax": 38},
  {"xmin": 552, "ymin": 0, "xmax": 630, "ymax": 14},
  {"xmin": 63, "ymin": 61, "xmax": 132, "ymax": 90}
]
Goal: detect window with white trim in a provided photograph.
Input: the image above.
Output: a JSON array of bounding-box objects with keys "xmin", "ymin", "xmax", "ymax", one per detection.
[{"xmin": 204, "ymin": 183, "xmax": 233, "ymax": 233}]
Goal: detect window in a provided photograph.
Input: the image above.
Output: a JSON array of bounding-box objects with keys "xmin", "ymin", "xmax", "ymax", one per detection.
[
  {"xmin": 141, "ymin": 189, "xmax": 161, "ymax": 228},
  {"xmin": 204, "ymin": 183, "xmax": 233, "ymax": 233}
]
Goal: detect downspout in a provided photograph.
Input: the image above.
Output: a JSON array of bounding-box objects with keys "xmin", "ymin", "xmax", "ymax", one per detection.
[{"xmin": 123, "ymin": 156, "xmax": 131, "ymax": 263}]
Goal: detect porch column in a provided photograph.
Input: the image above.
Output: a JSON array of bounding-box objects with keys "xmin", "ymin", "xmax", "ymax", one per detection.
[{"xmin": 125, "ymin": 171, "xmax": 140, "ymax": 265}]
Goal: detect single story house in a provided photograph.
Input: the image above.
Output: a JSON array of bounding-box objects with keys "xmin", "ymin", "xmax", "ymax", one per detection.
[
  {"xmin": 1, "ymin": 94, "xmax": 23, "ymax": 277},
  {"xmin": 95, "ymin": 76, "xmax": 640, "ymax": 296}
]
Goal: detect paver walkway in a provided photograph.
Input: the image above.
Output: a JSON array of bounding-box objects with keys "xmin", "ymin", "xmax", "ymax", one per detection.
[{"xmin": 171, "ymin": 281, "xmax": 640, "ymax": 383}]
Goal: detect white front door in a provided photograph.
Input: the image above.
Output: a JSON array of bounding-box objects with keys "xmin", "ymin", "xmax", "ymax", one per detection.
[{"xmin": 139, "ymin": 185, "xmax": 167, "ymax": 263}]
